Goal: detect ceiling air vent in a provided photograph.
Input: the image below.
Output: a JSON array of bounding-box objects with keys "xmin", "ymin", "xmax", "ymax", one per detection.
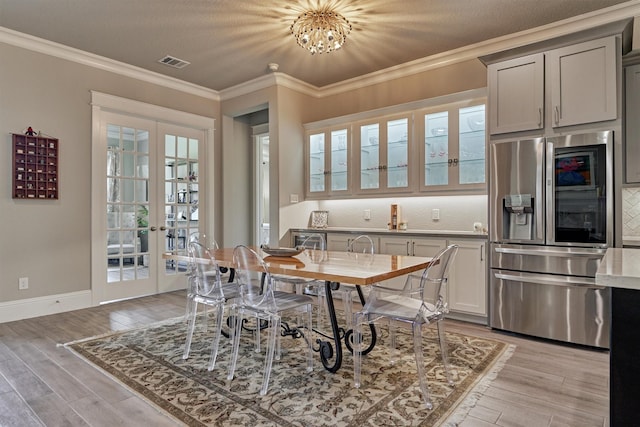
[{"xmin": 158, "ymin": 55, "xmax": 190, "ymax": 69}]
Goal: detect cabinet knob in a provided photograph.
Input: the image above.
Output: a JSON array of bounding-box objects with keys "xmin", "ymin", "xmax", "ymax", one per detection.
[{"xmin": 150, "ymin": 226, "xmax": 157, "ymax": 231}]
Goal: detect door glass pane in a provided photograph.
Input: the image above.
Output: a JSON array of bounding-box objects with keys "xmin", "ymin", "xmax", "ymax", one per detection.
[
  {"xmin": 164, "ymin": 134, "xmax": 199, "ymax": 275},
  {"xmin": 106, "ymin": 124, "xmax": 150, "ymax": 283},
  {"xmin": 424, "ymin": 111, "xmax": 449, "ymax": 186},
  {"xmin": 309, "ymin": 133, "xmax": 325, "ymax": 192},
  {"xmin": 459, "ymin": 105, "xmax": 486, "ymax": 184},
  {"xmin": 360, "ymin": 123, "xmax": 379, "ymax": 189},
  {"xmin": 387, "ymin": 118, "xmax": 408, "ymax": 188},
  {"xmin": 554, "ymin": 144, "xmax": 606, "ymax": 244},
  {"xmin": 331, "ymin": 129, "xmax": 348, "ymax": 191}
]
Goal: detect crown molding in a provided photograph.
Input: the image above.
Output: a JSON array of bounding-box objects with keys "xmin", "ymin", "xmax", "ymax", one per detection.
[
  {"xmin": 1, "ymin": 1, "xmax": 639, "ymax": 103},
  {"xmin": 316, "ymin": 1, "xmax": 640, "ymax": 97},
  {"xmin": 219, "ymin": 72, "xmax": 320, "ymax": 100},
  {"xmin": 0, "ymin": 26, "xmax": 220, "ymax": 101}
]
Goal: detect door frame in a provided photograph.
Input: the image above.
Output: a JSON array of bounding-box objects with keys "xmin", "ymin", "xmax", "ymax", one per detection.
[{"xmin": 90, "ymin": 91, "xmax": 215, "ymax": 305}]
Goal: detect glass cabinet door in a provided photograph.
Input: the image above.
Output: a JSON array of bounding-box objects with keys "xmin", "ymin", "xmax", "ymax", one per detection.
[
  {"xmin": 331, "ymin": 129, "xmax": 348, "ymax": 191},
  {"xmin": 424, "ymin": 111, "xmax": 449, "ymax": 186},
  {"xmin": 387, "ymin": 118, "xmax": 409, "ymax": 189},
  {"xmin": 308, "ymin": 132, "xmax": 325, "ymax": 193},
  {"xmin": 360, "ymin": 123, "xmax": 380, "ymax": 189},
  {"xmin": 458, "ymin": 105, "xmax": 486, "ymax": 184},
  {"xmin": 307, "ymin": 127, "xmax": 350, "ymax": 196},
  {"xmin": 356, "ymin": 115, "xmax": 411, "ymax": 194},
  {"xmin": 419, "ymin": 101, "xmax": 486, "ymax": 191}
]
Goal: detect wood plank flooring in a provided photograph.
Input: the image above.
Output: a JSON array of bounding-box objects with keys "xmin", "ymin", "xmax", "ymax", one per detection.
[{"xmin": 0, "ymin": 291, "xmax": 609, "ymax": 426}]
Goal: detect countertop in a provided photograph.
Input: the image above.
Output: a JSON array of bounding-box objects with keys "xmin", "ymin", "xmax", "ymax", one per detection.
[
  {"xmin": 595, "ymin": 247, "xmax": 640, "ymax": 291},
  {"xmin": 289, "ymin": 227, "xmax": 488, "ymax": 240}
]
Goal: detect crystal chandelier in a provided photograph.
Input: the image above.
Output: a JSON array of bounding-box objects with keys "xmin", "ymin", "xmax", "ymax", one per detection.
[{"xmin": 290, "ymin": 6, "xmax": 352, "ymax": 55}]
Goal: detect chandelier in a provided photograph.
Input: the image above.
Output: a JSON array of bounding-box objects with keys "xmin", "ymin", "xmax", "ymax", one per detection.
[{"xmin": 290, "ymin": 6, "xmax": 352, "ymax": 55}]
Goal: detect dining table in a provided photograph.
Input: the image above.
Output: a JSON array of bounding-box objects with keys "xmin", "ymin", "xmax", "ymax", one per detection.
[{"xmin": 163, "ymin": 246, "xmax": 432, "ymax": 373}]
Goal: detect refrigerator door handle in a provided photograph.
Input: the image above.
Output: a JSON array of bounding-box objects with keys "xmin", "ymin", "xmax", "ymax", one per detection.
[
  {"xmin": 494, "ymin": 271, "xmax": 604, "ymax": 289},
  {"xmin": 494, "ymin": 246, "xmax": 606, "ymax": 257}
]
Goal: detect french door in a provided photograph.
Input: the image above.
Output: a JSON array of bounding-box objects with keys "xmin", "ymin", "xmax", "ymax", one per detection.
[{"xmin": 92, "ymin": 100, "xmax": 209, "ymax": 304}]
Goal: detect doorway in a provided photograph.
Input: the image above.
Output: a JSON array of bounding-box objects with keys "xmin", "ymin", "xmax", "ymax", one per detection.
[
  {"xmin": 91, "ymin": 92, "xmax": 214, "ymax": 304},
  {"xmin": 254, "ymin": 128, "xmax": 269, "ymax": 247}
]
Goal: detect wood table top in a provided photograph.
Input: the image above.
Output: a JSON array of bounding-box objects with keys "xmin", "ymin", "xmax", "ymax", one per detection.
[{"xmin": 163, "ymin": 247, "xmax": 432, "ymax": 286}]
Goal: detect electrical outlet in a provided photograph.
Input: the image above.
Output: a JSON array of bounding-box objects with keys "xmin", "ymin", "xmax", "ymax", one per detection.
[
  {"xmin": 289, "ymin": 193, "xmax": 299, "ymax": 203},
  {"xmin": 363, "ymin": 209, "xmax": 371, "ymax": 220},
  {"xmin": 19, "ymin": 277, "xmax": 28, "ymax": 290},
  {"xmin": 432, "ymin": 209, "xmax": 440, "ymax": 220}
]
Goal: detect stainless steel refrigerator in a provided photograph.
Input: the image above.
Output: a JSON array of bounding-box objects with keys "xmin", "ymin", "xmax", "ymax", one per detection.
[{"xmin": 489, "ymin": 130, "xmax": 613, "ymax": 348}]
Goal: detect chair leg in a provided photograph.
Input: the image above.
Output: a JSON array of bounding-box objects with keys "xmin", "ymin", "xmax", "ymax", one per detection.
[
  {"xmin": 182, "ymin": 300, "xmax": 199, "ymax": 360},
  {"xmin": 388, "ymin": 319, "xmax": 398, "ymax": 365},
  {"xmin": 353, "ymin": 313, "xmax": 364, "ymax": 389},
  {"xmin": 207, "ymin": 303, "xmax": 225, "ymax": 371},
  {"xmin": 437, "ymin": 320, "xmax": 454, "ymax": 386},
  {"xmin": 260, "ymin": 316, "xmax": 279, "ymax": 396},
  {"xmin": 412, "ymin": 322, "xmax": 433, "ymax": 410},
  {"xmin": 342, "ymin": 289, "xmax": 353, "ymax": 330},
  {"xmin": 227, "ymin": 307, "xmax": 244, "ymax": 381},
  {"xmin": 305, "ymin": 305, "xmax": 313, "ymax": 373}
]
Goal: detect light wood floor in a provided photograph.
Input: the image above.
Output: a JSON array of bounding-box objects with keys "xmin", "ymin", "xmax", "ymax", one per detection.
[{"xmin": 0, "ymin": 291, "xmax": 609, "ymax": 426}]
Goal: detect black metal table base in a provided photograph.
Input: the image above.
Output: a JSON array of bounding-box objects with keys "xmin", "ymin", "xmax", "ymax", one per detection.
[{"xmin": 317, "ymin": 280, "xmax": 377, "ymax": 373}]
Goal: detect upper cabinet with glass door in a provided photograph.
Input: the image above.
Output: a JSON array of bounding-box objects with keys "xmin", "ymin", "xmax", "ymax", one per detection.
[
  {"xmin": 306, "ymin": 127, "xmax": 350, "ymax": 198},
  {"xmin": 354, "ymin": 114, "xmax": 412, "ymax": 195},
  {"xmin": 418, "ymin": 101, "xmax": 486, "ymax": 192}
]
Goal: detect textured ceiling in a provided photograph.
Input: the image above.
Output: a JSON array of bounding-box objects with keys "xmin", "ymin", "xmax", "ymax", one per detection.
[{"xmin": 0, "ymin": 0, "xmax": 634, "ymax": 91}]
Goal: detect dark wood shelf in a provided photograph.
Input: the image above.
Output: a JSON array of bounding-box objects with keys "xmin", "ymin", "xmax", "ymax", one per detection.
[{"xmin": 12, "ymin": 133, "xmax": 58, "ymax": 199}]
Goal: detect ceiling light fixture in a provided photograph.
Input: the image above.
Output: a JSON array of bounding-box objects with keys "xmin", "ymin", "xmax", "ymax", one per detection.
[{"xmin": 290, "ymin": 6, "xmax": 352, "ymax": 55}]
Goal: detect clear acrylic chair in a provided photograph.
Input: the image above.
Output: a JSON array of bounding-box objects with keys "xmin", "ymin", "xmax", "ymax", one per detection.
[
  {"xmin": 227, "ymin": 245, "xmax": 314, "ymax": 396},
  {"xmin": 353, "ymin": 244, "xmax": 459, "ymax": 410},
  {"xmin": 270, "ymin": 233, "xmax": 327, "ymax": 329},
  {"xmin": 182, "ymin": 241, "xmax": 239, "ymax": 371},
  {"xmin": 184, "ymin": 233, "xmax": 227, "ymax": 321},
  {"xmin": 317, "ymin": 234, "xmax": 375, "ymax": 331}
]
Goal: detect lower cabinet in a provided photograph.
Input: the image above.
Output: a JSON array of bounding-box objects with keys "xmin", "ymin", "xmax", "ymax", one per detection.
[
  {"xmin": 379, "ymin": 236, "xmax": 447, "ymax": 289},
  {"xmin": 379, "ymin": 236, "xmax": 487, "ymax": 322},
  {"xmin": 326, "ymin": 233, "xmax": 380, "ymax": 253},
  {"xmin": 325, "ymin": 233, "xmax": 487, "ymax": 323},
  {"xmin": 447, "ymin": 239, "xmax": 487, "ymax": 319}
]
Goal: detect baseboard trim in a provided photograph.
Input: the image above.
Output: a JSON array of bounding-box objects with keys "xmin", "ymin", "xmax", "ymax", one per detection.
[{"xmin": 0, "ymin": 291, "xmax": 93, "ymax": 323}]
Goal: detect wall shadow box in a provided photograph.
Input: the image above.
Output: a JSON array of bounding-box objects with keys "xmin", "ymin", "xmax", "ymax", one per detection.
[{"xmin": 12, "ymin": 133, "xmax": 59, "ymax": 199}]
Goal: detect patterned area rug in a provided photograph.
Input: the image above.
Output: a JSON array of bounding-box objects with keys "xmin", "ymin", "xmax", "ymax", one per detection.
[{"xmin": 65, "ymin": 314, "xmax": 514, "ymax": 426}]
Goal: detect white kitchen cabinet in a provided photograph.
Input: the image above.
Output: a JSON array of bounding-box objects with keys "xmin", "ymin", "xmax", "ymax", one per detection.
[
  {"xmin": 625, "ymin": 63, "xmax": 640, "ymax": 183},
  {"xmin": 306, "ymin": 126, "xmax": 350, "ymax": 198},
  {"xmin": 488, "ymin": 53, "xmax": 544, "ymax": 134},
  {"xmin": 417, "ymin": 100, "xmax": 487, "ymax": 191},
  {"xmin": 353, "ymin": 114, "xmax": 413, "ymax": 195},
  {"xmin": 379, "ymin": 236, "xmax": 447, "ymax": 257},
  {"xmin": 326, "ymin": 233, "xmax": 379, "ymax": 253},
  {"xmin": 447, "ymin": 239, "xmax": 487, "ymax": 316},
  {"xmin": 547, "ymin": 36, "xmax": 617, "ymax": 128},
  {"xmin": 378, "ymin": 236, "xmax": 447, "ymax": 289},
  {"xmin": 487, "ymin": 36, "xmax": 618, "ymax": 135}
]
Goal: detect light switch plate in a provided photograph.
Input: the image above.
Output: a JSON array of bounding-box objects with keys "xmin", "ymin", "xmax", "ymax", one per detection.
[
  {"xmin": 290, "ymin": 194, "xmax": 299, "ymax": 203},
  {"xmin": 432, "ymin": 209, "xmax": 440, "ymax": 220},
  {"xmin": 364, "ymin": 209, "xmax": 371, "ymax": 220}
]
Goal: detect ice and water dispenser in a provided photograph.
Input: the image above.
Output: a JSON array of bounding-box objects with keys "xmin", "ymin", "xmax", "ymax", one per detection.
[{"xmin": 504, "ymin": 194, "xmax": 534, "ymax": 240}]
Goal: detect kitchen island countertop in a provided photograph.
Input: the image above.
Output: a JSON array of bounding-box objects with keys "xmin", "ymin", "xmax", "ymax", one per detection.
[{"xmin": 595, "ymin": 247, "xmax": 640, "ymax": 290}]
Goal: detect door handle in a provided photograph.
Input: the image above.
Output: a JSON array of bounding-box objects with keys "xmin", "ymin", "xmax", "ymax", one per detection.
[
  {"xmin": 149, "ymin": 226, "xmax": 157, "ymax": 231},
  {"xmin": 159, "ymin": 226, "xmax": 167, "ymax": 231},
  {"xmin": 554, "ymin": 105, "xmax": 560, "ymax": 125}
]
